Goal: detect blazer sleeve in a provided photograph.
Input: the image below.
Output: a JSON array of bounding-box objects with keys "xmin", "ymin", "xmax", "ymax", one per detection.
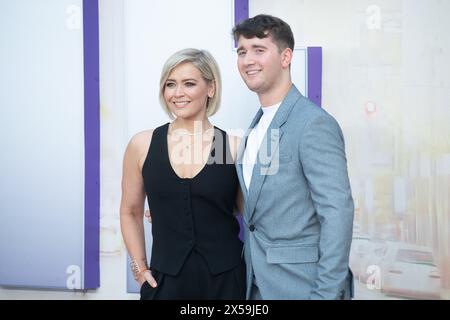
[{"xmin": 298, "ymin": 114, "xmax": 354, "ymax": 299}]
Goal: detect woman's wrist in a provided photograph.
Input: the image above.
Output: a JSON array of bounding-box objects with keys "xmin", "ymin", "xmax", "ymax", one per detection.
[{"xmin": 130, "ymin": 258, "xmax": 148, "ymax": 280}]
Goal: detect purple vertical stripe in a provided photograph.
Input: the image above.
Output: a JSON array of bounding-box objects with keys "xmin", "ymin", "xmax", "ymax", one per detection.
[
  {"xmin": 83, "ymin": 0, "xmax": 100, "ymax": 289},
  {"xmin": 234, "ymin": 0, "xmax": 249, "ymax": 47},
  {"xmin": 234, "ymin": 0, "xmax": 249, "ymax": 25},
  {"xmin": 307, "ymin": 47, "xmax": 322, "ymax": 107},
  {"xmin": 234, "ymin": 0, "xmax": 248, "ymax": 240}
]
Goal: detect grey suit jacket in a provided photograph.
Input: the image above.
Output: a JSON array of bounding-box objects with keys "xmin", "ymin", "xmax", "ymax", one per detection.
[{"xmin": 236, "ymin": 85, "xmax": 354, "ymax": 300}]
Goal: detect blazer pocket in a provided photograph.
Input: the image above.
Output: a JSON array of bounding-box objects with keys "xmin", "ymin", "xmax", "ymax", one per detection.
[{"xmin": 266, "ymin": 245, "xmax": 319, "ymax": 264}]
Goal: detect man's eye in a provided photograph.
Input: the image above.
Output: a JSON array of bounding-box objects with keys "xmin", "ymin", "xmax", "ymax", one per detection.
[{"xmin": 237, "ymin": 51, "xmax": 246, "ymax": 56}]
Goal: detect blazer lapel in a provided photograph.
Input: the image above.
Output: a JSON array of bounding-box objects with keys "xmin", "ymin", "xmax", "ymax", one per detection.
[
  {"xmin": 236, "ymin": 108, "xmax": 263, "ymax": 202},
  {"xmin": 246, "ymin": 85, "xmax": 302, "ymax": 221}
]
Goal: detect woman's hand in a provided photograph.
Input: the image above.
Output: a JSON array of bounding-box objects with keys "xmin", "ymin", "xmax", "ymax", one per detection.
[
  {"xmin": 138, "ymin": 269, "xmax": 157, "ymax": 288},
  {"xmin": 144, "ymin": 209, "xmax": 152, "ymax": 223}
]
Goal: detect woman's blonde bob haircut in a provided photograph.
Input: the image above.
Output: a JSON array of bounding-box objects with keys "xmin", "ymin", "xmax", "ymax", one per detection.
[{"xmin": 159, "ymin": 48, "xmax": 222, "ymax": 119}]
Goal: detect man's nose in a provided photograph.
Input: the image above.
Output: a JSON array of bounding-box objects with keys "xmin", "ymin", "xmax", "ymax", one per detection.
[{"xmin": 243, "ymin": 53, "xmax": 255, "ymax": 66}]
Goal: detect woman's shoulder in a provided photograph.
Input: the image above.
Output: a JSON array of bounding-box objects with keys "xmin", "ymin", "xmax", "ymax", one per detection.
[
  {"xmin": 125, "ymin": 129, "xmax": 156, "ymax": 170},
  {"xmin": 226, "ymin": 133, "xmax": 242, "ymax": 163},
  {"xmin": 128, "ymin": 123, "xmax": 169, "ymax": 148},
  {"xmin": 129, "ymin": 129, "xmax": 153, "ymax": 149},
  {"xmin": 125, "ymin": 129, "xmax": 157, "ymax": 161},
  {"xmin": 213, "ymin": 126, "xmax": 242, "ymax": 144},
  {"xmin": 226, "ymin": 133, "xmax": 242, "ymax": 146}
]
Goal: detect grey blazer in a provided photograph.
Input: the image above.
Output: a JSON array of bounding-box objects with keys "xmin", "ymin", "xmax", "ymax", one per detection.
[{"xmin": 236, "ymin": 85, "xmax": 354, "ymax": 300}]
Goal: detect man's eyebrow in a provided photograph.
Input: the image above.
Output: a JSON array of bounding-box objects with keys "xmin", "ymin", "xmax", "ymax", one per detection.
[
  {"xmin": 237, "ymin": 45, "xmax": 267, "ymax": 51},
  {"xmin": 251, "ymin": 45, "xmax": 267, "ymax": 49}
]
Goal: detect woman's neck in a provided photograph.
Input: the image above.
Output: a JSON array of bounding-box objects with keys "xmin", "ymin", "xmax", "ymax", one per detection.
[{"xmin": 170, "ymin": 118, "xmax": 213, "ymax": 135}]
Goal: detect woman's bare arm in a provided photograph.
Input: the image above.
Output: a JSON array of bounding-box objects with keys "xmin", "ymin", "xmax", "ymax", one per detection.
[{"xmin": 120, "ymin": 130, "xmax": 156, "ymax": 286}]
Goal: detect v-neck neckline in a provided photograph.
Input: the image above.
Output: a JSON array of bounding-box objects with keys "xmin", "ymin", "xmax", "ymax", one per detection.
[{"xmin": 164, "ymin": 123, "xmax": 217, "ymax": 181}]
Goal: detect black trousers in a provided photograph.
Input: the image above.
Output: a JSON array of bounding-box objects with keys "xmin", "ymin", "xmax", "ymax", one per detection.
[{"xmin": 140, "ymin": 250, "xmax": 246, "ymax": 300}]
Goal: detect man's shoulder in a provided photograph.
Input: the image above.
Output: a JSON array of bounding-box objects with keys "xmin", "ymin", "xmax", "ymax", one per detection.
[
  {"xmin": 286, "ymin": 96, "xmax": 343, "ymax": 137},
  {"xmin": 289, "ymin": 95, "xmax": 330, "ymax": 120}
]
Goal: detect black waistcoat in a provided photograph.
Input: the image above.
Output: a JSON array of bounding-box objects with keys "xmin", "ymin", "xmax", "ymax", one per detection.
[{"xmin": 142, "ymin": 123, "xmax": 243, "ymax": 276}]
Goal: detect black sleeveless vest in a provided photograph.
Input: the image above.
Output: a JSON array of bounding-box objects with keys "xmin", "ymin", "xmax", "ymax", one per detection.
[{"xmin": 142, "ymin": 123, "xmax": 243, "ymax": 276}]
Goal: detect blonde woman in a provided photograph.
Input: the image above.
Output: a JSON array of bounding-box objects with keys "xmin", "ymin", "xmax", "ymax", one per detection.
[{"xmin": 120, "ymin": 49, "xmax": 245, "ymax": 299}]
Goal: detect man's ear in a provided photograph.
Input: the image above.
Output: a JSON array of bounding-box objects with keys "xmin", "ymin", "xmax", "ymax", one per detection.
[{"xmin": 281, "ymin": 48, "xmax": 293, "ymax": 69}]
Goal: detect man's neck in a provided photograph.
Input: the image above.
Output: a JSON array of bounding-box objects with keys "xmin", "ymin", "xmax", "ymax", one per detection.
[{"xmin": 258, "ymin": 81, "xmax": 292, "ymax": 108}]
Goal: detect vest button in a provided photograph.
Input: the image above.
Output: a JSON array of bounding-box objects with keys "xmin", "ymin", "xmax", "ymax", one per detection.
[{"xmin": 249, "ymin": 224, "xmax": 255, "ymax": 232}]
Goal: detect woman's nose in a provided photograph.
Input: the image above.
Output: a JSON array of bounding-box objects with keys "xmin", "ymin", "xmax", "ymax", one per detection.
[{"xmin": 174, "ymin": 85, "xmax": 184, "ymax": 97}]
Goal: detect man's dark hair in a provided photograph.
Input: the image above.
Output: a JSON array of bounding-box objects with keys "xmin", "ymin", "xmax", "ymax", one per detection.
[{"xmin": 232, "ymin": 14, "xmax": 295, "ymax": 52}]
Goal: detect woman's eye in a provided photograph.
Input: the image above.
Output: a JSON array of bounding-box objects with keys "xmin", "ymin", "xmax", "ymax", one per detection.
[
  {"xmin": 166, "ymin": 82, "xmax": 175, "ymax": 88},
  {"xmin": 185, "ymin": 82, "xmax": 196, "ymax": 87}
]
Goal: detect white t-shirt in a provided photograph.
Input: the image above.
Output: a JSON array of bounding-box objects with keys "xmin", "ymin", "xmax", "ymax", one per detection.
[{"xmin": 243, "ymin": 102, "xmax": 281, "ymax": 191}]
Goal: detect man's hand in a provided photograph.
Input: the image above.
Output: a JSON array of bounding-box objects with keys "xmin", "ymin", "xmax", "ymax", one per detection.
[
  {"xmin": 144, "ymin": 209, "xmax": 152, "ymax": 223},
  {"xmin": 138, "ymin": 269, "xmax": 157, "ymax": 288}
]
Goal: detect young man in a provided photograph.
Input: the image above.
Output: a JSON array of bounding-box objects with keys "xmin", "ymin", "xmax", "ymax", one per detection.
[{"xmin": 233, "ymin": 14, "xmax": 354, "ymax": 300}]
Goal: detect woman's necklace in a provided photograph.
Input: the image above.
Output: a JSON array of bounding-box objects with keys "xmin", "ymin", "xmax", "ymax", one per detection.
[
  {"xmin": 169, "ymin": 125, "xmax": 214, "ymax": 150},
  {"xmin": 169, "ymin": 125, "xmax": 214, "ymax": 137}
]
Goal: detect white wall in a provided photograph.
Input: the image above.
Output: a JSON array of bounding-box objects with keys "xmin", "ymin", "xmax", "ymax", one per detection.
[{"xmin": 0, "ymin": 0, "xmax": 133, "ymax": 300}]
